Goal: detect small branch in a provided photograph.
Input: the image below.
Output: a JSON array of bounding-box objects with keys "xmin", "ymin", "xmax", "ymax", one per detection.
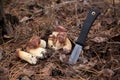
[
  {"xmin": 107, "ymin": 42, "xmax": 120, "ymax": 44},
  {"xmin": 112, "ymin": 0, "xmax": 116, "ymax": 17}
]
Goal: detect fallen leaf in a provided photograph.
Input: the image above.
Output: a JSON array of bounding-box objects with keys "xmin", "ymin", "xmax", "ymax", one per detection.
[
  {"xmin": 84, "ymin": 45, "xmax": 90, "ymax": 50},
  {"xmin": 79, "ymin": 57, "xmax": 88, "ymax": 64},
  {"xmin": 50, "ymin": 68, "xmax": 64, "ymax": 76},
  {"xmin": 90, "ymin": 37, "xmax": 108, "ymax": 43},
  {"xmin": 106, "ymin": 0, "xmax": 120, "ymax": 4},
  {"xmin": 73, "ymin": 64, "xmax": 91, "ymax": 70},
  {"xmin": 0, "ymin": 48, "xmax": 5, "ymax": 61},
  {"xmin": 20, "ymin": 16, "xmax": 33, "ymax": 22},
  {"xmin": 105, "ymin": 8, "xmax": 113, "ymax": 17},
  {"xmin": 59, "ymin": 54, "xmax": 67, "ymax": 62},
  {"xmin": 87, "ymin": 60, "xmax": 97, "ymax": 67},
  {"xmin": 0, "ymin": 51, "xmax": 3, "ymax": 61},
  {"xmin": 101, "ymin": 69, "xmax": 114, "ymax": 77},
  {"xmin": 40, "ymin": 63, "xmax": 55, "ymax": 79},
  {"xmin": 0, "ymin": 68, "xmax": 9, "ymax": 80},
  {"xmin": 83, "ymin": 0, "xmax": 90, "ymax": 5},
  {"xmin": 18, "ymin": 75, "xmax": 31, "ymax": 80},
  {"xmin": 103, "ymin": 18, "xmax": 115, "ymax": 25},
  {"xmin": 117, "ymin": 19, "xmax": 120, "ymax": 25},
  {"xmin": 19, "ymin": 68, "xmax": 35, "ymax": 77}
]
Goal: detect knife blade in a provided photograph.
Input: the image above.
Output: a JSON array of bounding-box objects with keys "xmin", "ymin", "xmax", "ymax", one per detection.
[{"xmin": 68, "ymin": 9, "xmax": 100, "ymax": 65}]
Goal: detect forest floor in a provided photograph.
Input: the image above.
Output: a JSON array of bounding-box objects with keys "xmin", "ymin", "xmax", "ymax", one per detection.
[{"xmin": 0, "ymin": 0, "xmax": 120, "ymax": 80}]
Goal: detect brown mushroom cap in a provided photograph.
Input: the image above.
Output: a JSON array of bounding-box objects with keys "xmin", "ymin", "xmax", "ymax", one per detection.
[
  {"xmin": 57, "ymin": 32, "xmax": 67, "ymax": 43},
  {"xmin": 15, "ymin": 48, "xmax": 21, "ymax": 57},
  {"xmin": 54, "ymin": 26, "xmax": 67, "ymax": 32},
  {"xmin": 26, "ymin": 35, "xmax": 40, "ymax": 49}
]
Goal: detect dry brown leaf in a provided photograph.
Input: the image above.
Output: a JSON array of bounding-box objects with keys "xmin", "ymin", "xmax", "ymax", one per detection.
[
  {"xmin": 103, "ymin": 18, "xmax": 115, "ymax": 25},
  {"xmin": 0, "ymin": 51, "xmax": 3, "ymax": 61},
  {"xmin": 87, "ymin": 60, "xmax": 97, "ymax": 67},
  {"xmin": 0, "ymin": 68, "xmax": 9, "ymax": 80},
  {"xmin": 20, "ymin": 68, "xmax": 35, "ymax": 77},
  {"xmin": 0, "ymin": 48, "xmax": 5, "ymax": 61},
  {"xmin": 73, "ymin": 58, "xmax": 97, "ymax": 70},
  {"xmin": 18, "ymin": 75, "xmax": 31, "ymax": 80},
  {"xmin": 20, "ymin": 16, "xmax": 33, "ymax": 23},
  {"xmin": 90, "ymin": 37, "xmax": 108, "ymax": 43},
  {"xmin": 105, "ymin": 8, "xmax": 113, "ymax": 17},
  {"xmin": 89, "ymin": 22, "xmax": 102, "ymax": 38},
  {"xmin": 59, "ymin": 54, "xmax": 67, "ymax": 62},
  {"xmin": 73, "ymin": 64, "xmax": 92, "ymax": 70},
  {"xmin": 79, "ymin": 57, "xmax": 88, "ymax": 64},
  {"xmin": 40, "ymin": 63, "xmax": 55, "ymax": 78},
  {"xmin": 101, "ymin": 69, "xmax": 114, "ymax": 77},
  {"xmin": 106, "ymin": 0, "xmax": 120, "ymax": 4},
  {"xmin": 84, "ymin": 45, "xmax": 90, "ymax": 50},
  {"xmin": 118, "ymin": 19, "xmax": 120, "ymax": 25}
]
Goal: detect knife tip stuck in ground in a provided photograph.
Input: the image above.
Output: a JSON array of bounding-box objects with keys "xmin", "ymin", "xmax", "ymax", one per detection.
[{"xmin": 68, "ymin": 9, "xmax": 100, "ymax": 65}]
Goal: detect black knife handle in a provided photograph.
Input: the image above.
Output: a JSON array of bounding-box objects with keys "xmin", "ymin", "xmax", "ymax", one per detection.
[{"xmin": 76, "ymin": 9, "xmax": 100, "ymax": 46}]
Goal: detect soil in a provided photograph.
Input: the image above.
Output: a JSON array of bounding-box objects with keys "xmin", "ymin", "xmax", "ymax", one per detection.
[{"xmin": 0, "ymin": 0, "xmax": 120, "ymax": 80}]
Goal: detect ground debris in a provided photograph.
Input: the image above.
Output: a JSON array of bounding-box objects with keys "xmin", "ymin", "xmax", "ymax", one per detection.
[
  {"xmin": 0, "ymin": 0, "xmax": 120, "ymax": 80},
  {"xmin": 90, "ymin": 36, "xmax": 108, "ymax": 43}
]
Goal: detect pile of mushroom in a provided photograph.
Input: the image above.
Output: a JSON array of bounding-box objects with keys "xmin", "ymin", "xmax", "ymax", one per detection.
[
  {"xmin": 48, "ymin": 26, "xmax": 72, "ymax": 53},
  {"xmin": 16, "ymin": 35, "xmax": 47, "ymax": 64},
  {"xmin": 15, "ymin": 26, "xmax": 72, "ymax": 64}
]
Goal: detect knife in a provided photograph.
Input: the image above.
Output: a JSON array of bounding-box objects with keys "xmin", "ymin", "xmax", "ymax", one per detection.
[{"xmin": 68, "ymin": 9, "xmax": 100, "ymax": 65}]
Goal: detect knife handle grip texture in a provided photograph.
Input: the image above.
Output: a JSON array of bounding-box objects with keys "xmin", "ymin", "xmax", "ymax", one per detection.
[{"xmin": 76, "ymin": 9, "xmax": 100, "ymax": 46}]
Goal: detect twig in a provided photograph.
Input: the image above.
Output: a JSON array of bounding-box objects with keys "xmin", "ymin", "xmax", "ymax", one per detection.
[
  {"xmin": 113, "ymin": 67, "xmax": 120, "ymax": 71},
  {"xmin": 93, "ymin": 49, "xmax": 102, "ymax": 63},
  {"xmin": 107, "ymin": 42, "xmax": 120, "ymax": 44},
  {"xmin": 112, "ymin": 0, "xmax": 116, "ymax": 17}
]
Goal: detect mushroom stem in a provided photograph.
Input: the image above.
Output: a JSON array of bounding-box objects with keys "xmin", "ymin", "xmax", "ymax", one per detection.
[
  {"xmin": 28, "ymin": 47, "xmax": 46, "ymax": 59},
  {"xmin": 39, "ymin": 39, "xmax": 46, "ymax": 48},
  {"xmin": 16, "ymin": 49, "xmax": 37, "ymax": 64},
  {"xmin": 63, "ymin": 38, "xmax": 72, "ymax": 53},
  {"xmin": 48, "ymin": 34, "xmax": 56, "ymax": 49}
]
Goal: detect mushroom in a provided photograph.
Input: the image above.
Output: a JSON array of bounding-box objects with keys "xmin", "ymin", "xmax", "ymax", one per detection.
[
  {"xmin": 26, "ymin": 35, "xmax": 46, "ymax": 49},
  {"xmin": 63, "ymin": 38, "xmax": 72, "ymax": 53},
  {"xmin": 16, "ymin": 49, "xmax": 37, "ymax": 64},
  {"xmin": 56, "ymin": 32, "xmax": 72, "ymax": 53},
  {"xmin": 26, "ymin": 35, "xmax": 47, "ymax": 59},
  {"xmin": 48, "ymin": 26, "xmax": 72, "ymax": 53},
  {"xmin": 26, "ymin": 35, "xmax": 40, "ymax": 50},
  {"xmin": 54, "ymin": 26, "xmax": 67, "ymax": 32},
  {"xmin": 55, "ymin": 32, "xmax": 67, "ymax": 50},
  {"xmin": 28, "ymin": 47, "xmax": 46, "ymax": 59},
  {"xmin": 39, "ymin": 39, "xmax": 46, "ymax": 48},
  {"xmin": 48, "ymin": 34, "xmax": 57, "ymax": 50}
]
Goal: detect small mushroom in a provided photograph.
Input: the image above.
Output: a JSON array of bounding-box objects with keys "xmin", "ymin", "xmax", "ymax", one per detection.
[
  {"xmin": 48, "ymin": 26, "xmax": 72, "ymax": 53},
  {"xmin": 16, "ymin": 49, "xmax": 37, "ymax": 64},
  {"xmin": 28, "ymin": 47, "xmax": 46, "ymax": 59},
  {"xmin": 63, "ymin": 38, "xmax": 72, "ymax": 53},
  {"xmin": 54, "ymin": 26, "xmax": 67, "ymax": 32},
  {"xmin": 26, "ymin": 35, "xmax": 47, "ymax": 59},
  {"xmin": 48, "ymin": 34, "xmax": 56, "ymax": 49},
  {"xmin": 26, "ymin": 35, "xmax": 40, "ymax": 50},
  {"xmin": 26, "ymin": 35, "xmax": 46, "ymax": 52},
  {"xmin": 55, "ymin": 32, "xmax": 67, "ymax": 50}
]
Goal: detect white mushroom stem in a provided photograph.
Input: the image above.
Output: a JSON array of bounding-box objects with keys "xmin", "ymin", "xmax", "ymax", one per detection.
[
  {"xmin": 48, "ymin": 34, "xmax": 56, "ymax": 49},
  {"xmin": 55, "ymin": 40, "xmax": 64, "ymax": 50},
  {"xmin": 52, "ymin": 32, "xmax": 59, "ymax": 36},
  {"xmin": 39, "ymin": 39, "xmax": 46, "ymax": 48},
  {"xmin": 28, "ymin": 47, "xmax": 47, "ymax": 59},
  {"xmin": 16, "ymin": 49, "xmax": 37, "ymax": 64},
  {"xmin": 63, "ymin": 38, "xmax": 72, "ymax": 53}
]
